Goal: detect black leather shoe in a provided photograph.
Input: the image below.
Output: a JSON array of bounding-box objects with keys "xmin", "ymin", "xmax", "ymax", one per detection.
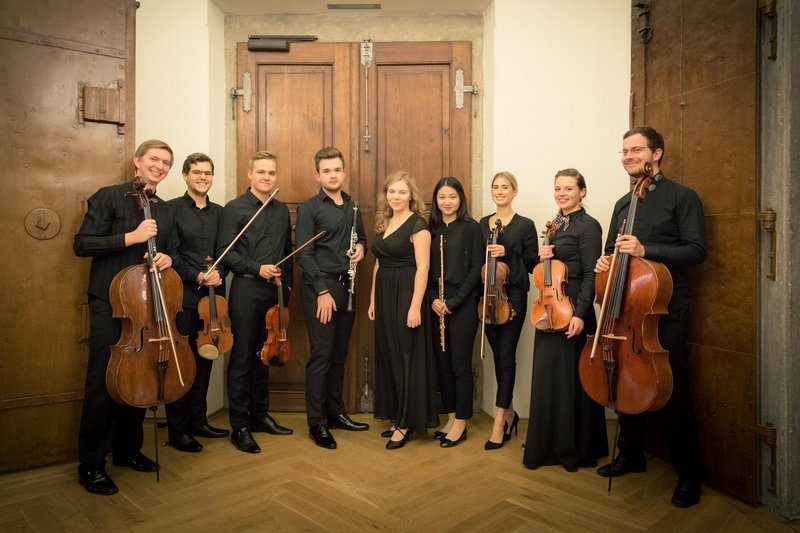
[
  {"xmin": 309, "ymin": 424, "xmax": 337, "ymax": 449},
  {"xmin": 380, "ymin": 426, "xmax": 396, "ymax": 438},
  {"xmin": 484, "ymin": 439, "xmax": 504, "ymax": 451},
  {"xmin": 385, "ymin": 428, "xmax": 410, "ymax": 450},
  {"xmin": 78, "ymin": 464, "xmax": 118, "ymax": 495},
  {"xmin": 327, "ymin": 413, "xmax": 370, "ymax": 431},
  {"xmin": 596, "ymin": 455, "xmax": 647, "ymax": 477},
  {"xmin": 432, "ymin": 430, "xmax": 446, "ymax": 441},
  {"xmin": 191, "ymin": 423, "xmax": 229, "ymax": 438},
  {"xmin": 671, "ymin": 478, "xmax": 701, "ymax": 508},
  {"xmin": 251, "ymin": 413, "xmax": 293, "ymax": 435},
  {"xmin": 112, "ymin": 451, "xmax": 159, "ymax": 472},
  {"xmin": 440, "ymin": 428, "xmax": 467, "ymax": 448},
  {"xmin": 169, "ymin": 432, "xmax": 203, "ymax": 453},
  {"xmin": 231, "ymin": 427, "xmax": 261, "ymax": 454}
]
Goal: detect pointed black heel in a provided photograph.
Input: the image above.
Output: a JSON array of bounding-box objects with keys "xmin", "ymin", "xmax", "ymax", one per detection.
[
  {"xmin": 386, "ymin": 428, "xmax": 410, "ymax": 450},
  {"xmin": 503, "ymin": 412, "xmax": 519, "ymax": 442}
]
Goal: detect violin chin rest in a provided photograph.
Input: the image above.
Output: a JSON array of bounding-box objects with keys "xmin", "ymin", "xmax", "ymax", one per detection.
[{"xmin": 197, "ymin": 344, "xmax": 220, "ymax": 360}]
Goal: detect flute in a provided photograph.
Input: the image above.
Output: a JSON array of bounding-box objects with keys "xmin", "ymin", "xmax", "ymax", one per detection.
[
  {"xmin": 439, "ymin": 234, "xmax": 446, "ymax": 351},
  {"xmin": 346, "ymin": 203, "xmax": 359, "ymax": 313}
]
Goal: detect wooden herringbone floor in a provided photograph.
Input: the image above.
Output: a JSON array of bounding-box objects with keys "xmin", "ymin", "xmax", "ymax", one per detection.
[{"xmin": 0, "ymin": 412, "xmax": 796, "ymax": 532}]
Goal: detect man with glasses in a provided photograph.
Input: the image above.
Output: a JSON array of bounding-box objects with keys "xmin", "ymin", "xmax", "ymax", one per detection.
[
  {"xmin": 594, "ymin": 126, "xmax": 707, "ymax": 508},
  {"xmin": 164, "ymin": 153, "xmax": 230, "ymax": 453}
]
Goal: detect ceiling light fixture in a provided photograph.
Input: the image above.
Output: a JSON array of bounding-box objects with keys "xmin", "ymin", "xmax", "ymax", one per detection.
[{"xmin": 327, "ymin": 3, "xmax": 382, "ymax": 10}]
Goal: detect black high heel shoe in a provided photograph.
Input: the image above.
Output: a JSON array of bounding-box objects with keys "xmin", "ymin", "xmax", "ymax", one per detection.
[
  {"xmin": 440, "ymin": 428, "xmax": 467, "ymax": 448},
  {"xmin": 503, "ymin": 412, "xmax": 519, "ymax": 442},
  {"xmin": 432, "ymin": 430, "xmax": 446, "ymax": 441},
  {"xmin": 386, "ymin": 428, "xmax": 410, "ymax": 450}
]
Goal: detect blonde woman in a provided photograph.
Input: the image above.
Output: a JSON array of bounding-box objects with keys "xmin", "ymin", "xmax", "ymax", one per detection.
[
  {"xmin": 368, "ymin": 171, "xmax": 438, "ymax": 449},
  {"xmin": 480, "ymin": 171, "xmax": 538, "ymax": 450}
]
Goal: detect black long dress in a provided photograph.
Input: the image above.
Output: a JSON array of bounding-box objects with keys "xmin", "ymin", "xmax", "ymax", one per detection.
[
  {"xmin": 523, "ymin": 208, "xmax": 608, "ymax": 471},
  {"xmin": 372, "ymin": 214, "xmax": 438, "ymax": 434}
]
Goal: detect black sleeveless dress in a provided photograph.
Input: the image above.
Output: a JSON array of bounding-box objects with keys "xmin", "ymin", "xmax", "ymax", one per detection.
[{"xmin": 371, "ymin": 214, "xmax": 438, "ymax": 434}]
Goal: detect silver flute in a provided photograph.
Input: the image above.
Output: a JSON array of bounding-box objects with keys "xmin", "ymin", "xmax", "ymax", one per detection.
[{"xmin": 346, "ymin": 203, "xmax": 359, "ymax": 312}]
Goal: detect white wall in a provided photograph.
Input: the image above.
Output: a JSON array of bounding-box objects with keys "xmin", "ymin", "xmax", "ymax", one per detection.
[
  {"xmin": 136, "ymin": 0, "xmax": 227, "ymax": 415},
  {"xmin": 480, "ymin": 0, "xmax": 631, "ymax": 417}
]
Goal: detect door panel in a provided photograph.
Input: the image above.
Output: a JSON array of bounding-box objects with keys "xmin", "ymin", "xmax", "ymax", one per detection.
[
  {"xmin": 0, "ymin": 0, "xmax": 136, "ymax": 472},
  {"xmin": 629, "ymin": 0, "xmax": 757, "ymax": 503},
  {"xmin": 236, "ymin": 41, "xmax": 472, "ymax": 412}
]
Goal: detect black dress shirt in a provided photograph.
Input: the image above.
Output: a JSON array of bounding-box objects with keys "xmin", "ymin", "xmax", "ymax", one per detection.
[
  {"xmin": 604, "ymin": 173, "xmax": 706, "ymax": 319},
  {"xmin": 479, "ymin": 213, "xmax": 539, "ymax": 292},
  {"xmin": 296, "ymin": 188, "xmax": 367, "ymax": 294},
  {"xmin": 74, "ymin": 181, "xmax": 179, "ymax": 302},
  {"xmin": 168, "ymin": 192, "xmax": 226, "ymax": 309},
  {"xmin": 428, "ymin": 218, "xmax": 485, "ymax": 310},
  {"xmin": 216, "ymin": 188, "xmax": 293, "ymax": 286}
]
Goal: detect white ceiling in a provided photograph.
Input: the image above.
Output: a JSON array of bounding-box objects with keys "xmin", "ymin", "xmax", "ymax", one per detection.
[{"xmin": 210, "ymin": 0, "xmax": 492, "ymax": 15}]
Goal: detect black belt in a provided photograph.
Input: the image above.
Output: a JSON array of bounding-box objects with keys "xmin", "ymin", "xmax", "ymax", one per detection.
[
  {"xmin": 320, "ymin": 272, "xmax": 349, "ymax": 283},
  {"xmin": 237, "ymin": 273, "xmax": 257, "ymax": 279}
]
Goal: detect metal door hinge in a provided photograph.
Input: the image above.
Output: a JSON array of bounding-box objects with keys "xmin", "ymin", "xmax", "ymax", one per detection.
[
  {"xmin": 454, "ymin": 69, "xmax": 478, "ymax": 110},
  {"xmin": 230, "ymin": 72, "xmax": 252, "ymax": 119},
  {"xmin": 759, "ymin": 0, "xmax": 778, "ymax": 60},
  {"xmin": 758, "ymin": 208, "xmax": 777, "ymax": 280},
  {"xmin": 757, "ymin": 422, "xmax": 777, "ymax": 494}
]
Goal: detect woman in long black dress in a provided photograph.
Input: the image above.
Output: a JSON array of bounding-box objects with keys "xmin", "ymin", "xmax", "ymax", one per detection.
[
  {"xmin": 523, "ymin": 168, "xmax": 608, "ymax": 471},
  {"xmin": 368, "ymin": 171, "xmax": 438, "ymax": 450},
  {"xmin": 480, "ymin": 171, "xmax": 539, "ymax": 450},
  {"xmin": 427, "ymin": 177, "xmax": 484, "ymax": 448}
]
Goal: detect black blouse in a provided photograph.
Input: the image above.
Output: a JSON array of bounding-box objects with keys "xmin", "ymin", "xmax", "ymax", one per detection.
[
  {"xmin": 479, "ymin": 213, "xmax": 539, "ymax": 292},
  {"xmin": 427, "ymin": 217, "xmax": 485, "ymax": 311},
  {"xmin": 547, "ymin": 208, "xmax": 602, "ymax": 321}
]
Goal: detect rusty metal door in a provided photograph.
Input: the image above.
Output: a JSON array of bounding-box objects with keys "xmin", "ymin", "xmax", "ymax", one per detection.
[
  {"xmin": 0, "ymin": 0, "xmax": 137, "ymax": 471},
  {"xmin": 629, "ymin": 0, "xmax": 758, "ymax": 503}
]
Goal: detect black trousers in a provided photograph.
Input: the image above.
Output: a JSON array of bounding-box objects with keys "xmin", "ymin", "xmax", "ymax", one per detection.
[
  {"xmin": 484, "ymin": 286, "xmax": 528, "ymax": 409},
  {"xmin": 617, "ymin": 316, "xmax": 704, "ymax": 480},
  {"xmin": 431, "ymin": 296, "xmax": 479, "ymax": 419},
  {"xmin": 227, "ymin": 276, "xmax": 279, "ymax": 431},
  {"xmin": 165, "ymin": 308, "xmax": 214, "ymax": 435},
  {"xmin": 78, "ymin": 297, "xmax": 146, "ymax": 467},
  {"xmin": 301, "ymin": 277, "xmax": 356, "ymax": 427}
]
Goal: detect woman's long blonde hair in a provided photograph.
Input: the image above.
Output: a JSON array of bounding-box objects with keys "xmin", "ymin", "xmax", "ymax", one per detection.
[{"xmin": 374, "ymin": 170, "xmax": 427, "ymax": 233}]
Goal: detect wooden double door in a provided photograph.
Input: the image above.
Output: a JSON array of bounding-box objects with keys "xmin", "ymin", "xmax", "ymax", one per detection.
[{"xmin": 235, "ymin": 41, "xmax": 473, "ymax": 412}]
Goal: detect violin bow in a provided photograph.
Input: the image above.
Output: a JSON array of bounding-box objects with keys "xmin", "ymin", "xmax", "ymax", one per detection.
[
  {"xmin": 274, "ymin": 231, "xmax": 326, "ymax": 269},
  {"xmin": 198, "ymin": 187, "xmax": 280, "ymax": 287}
]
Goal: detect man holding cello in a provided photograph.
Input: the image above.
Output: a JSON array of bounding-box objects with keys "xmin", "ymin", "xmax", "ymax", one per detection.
[
  {"xmin": 594, "ymin": 126, "xmax": 707, "ymax": 508},
  {"xmin": 217, "ymin": 150, "xmax": 293, "ymax": 454},
  {"xmin": 164, "ymin": 152, "xmax": 229, "ymax": 453},
  {"xmin": 73, "ymin": 139, "xmax": 178, "ymax": 495}
]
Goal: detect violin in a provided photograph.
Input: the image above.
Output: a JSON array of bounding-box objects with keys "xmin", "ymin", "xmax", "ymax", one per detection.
[
  {"xmin": 578, "ymin": 163, "xmax": 674, "ymax": 415},
  {"xmin": 478, "ymin": 219, "xmax": 515, "ymax": 325},
  {"xmin": 107, "ymin": 178, "xmax": 196, "ymax": 408},
  {"xmin": 477, "ymin": 219, "xmax": 516, "ymax": 360},
  {"xmin": 196, "ymin": 256, "xmax": 233, "ymax": 360},
  {"xmin": 260, "ymin": 274, "xmax": 291, "ymax": 367},
  {"xmin": 257, "ymin": 230, "xmax": 326, "ymax": 367},
  {"xmin": 530, "ymin": 220, "xmax": 573, "ymax": 332}
]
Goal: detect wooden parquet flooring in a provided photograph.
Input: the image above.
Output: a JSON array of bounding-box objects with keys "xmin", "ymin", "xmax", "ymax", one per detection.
[{"xmin": 0, "ymin": 412, "xmax": 796, "ymax": 532}]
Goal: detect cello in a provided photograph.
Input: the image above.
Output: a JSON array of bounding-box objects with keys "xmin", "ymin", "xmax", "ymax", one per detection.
[
  {"xmin": 530, "ymin": 220, "xmax": 573, "ymax": 332},
  {"xmin": 197, "ymin": 256, "xmax": 233, "ymax": 360},
  {"xmin": 106, "ymin": 178, "xmax": 196, "ymax": 480},
  {"xmin": 477, "ymin": 219, "xmax": 516, "ymax": 359},
  {"xmin": 578, "ymin": 163, "xmax": 673, "ymax": 415}
]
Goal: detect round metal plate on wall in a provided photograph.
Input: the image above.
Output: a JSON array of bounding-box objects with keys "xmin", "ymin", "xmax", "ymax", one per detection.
[{"xmin": 24, "ymin": 208, "xmax": 62, "ymax": 240}]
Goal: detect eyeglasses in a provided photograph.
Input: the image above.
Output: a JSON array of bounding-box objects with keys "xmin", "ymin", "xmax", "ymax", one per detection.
[
  {"xmin": 190, "ymin": 169, "xmax": 214, "ymax": 177},
  {"xmin": 619, "ymin": 146, "xmax": 649, "ymax": 156}
]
